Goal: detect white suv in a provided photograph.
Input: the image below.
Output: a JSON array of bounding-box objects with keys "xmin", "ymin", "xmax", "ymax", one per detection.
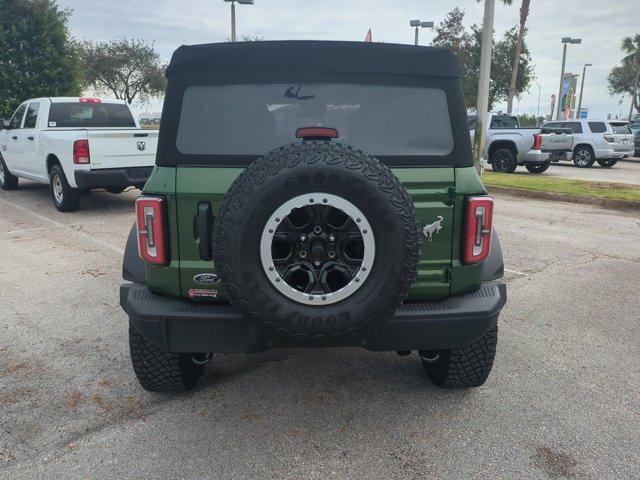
[{"xmin": 541, "ymin": 119, "xmax": 635, "ymax": 168}]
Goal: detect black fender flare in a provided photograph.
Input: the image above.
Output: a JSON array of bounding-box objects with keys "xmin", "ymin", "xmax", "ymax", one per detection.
[
  {"xmin": 122, "ymin": 223, "xmax": 145, "ymax": 283},
  {"xmin": 481, "ymin": 227, "xmax": 504, "ymax": 281}
]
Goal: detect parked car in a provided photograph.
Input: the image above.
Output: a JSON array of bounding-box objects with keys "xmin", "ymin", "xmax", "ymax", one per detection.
[
  {"xmin": 468, "ymin": 112, "xmax": 573, "ymax": 174},
  {"xmin": 120, "ymin": 41, "xmax": 507, "ymax": 392},
  {"xmin": 0, "ymin": 97, "xmax": 158, "ymax": 211},
  {"xmin": 629, "ymin": 122, "xmax": 640, "ymax": 157},
  {"xmin": 540, "ymin": 119, "xmax": 634, "ymax": 168}
]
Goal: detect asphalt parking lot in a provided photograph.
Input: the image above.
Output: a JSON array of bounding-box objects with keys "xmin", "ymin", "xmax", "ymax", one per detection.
[
  {"xmin": 542, "ymin": 157, "xmax": 640, "ymax": 185},
  {"xmin": 1, "ymin": 182, "xmax": 639, "ymax": 479}
]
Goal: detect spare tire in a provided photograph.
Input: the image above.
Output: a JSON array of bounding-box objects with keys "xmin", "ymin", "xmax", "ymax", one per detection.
[{"xmin": 212, "ymin": 140, "xmax": 421, "ymax": 345}]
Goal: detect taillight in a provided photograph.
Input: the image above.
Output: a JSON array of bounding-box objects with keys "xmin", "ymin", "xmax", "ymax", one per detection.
[
  {"xmin": 73, "ymin": 139, "xmax": 90, "ymax": 164},
  {"xmin": 532, "ymin": 133, "xmax": 542, "ymax": 150},
  {"xmin": 136, "ymin": 196, "xmax": 167, "ymax": 265},
  {"xmin": 463, "ymin": 196, "xmax": 494, "ymax": 264},
  {"xmin": 295, "ymin": 127, "xmax": 339, "ymax": 140},
  {"xmin": 603, "ymin": 134, "xmax": 615, "ymax": 143}
]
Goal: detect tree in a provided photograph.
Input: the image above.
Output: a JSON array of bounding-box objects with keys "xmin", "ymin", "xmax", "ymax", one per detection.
[
  {"xmin": 432, "ymin": 9, "xmax": 533, "ymax": 111},
  {"xmin": 608, "ymin": 61, "xmax": 638, "ymax": 118},
  {"xmin": 79, "ymin": 39, "xmax": 166, "ymax": 104},
  {"xmin": 0, "ymin": 0, "xmax": 81, "ymax": 119},
  {"xmin": 506, "ymin": 0, "xmax": 530, "ymax": 113},
  {"xmin": 620, "ymin": 34, "xmax": 640, "ymax": 118}
]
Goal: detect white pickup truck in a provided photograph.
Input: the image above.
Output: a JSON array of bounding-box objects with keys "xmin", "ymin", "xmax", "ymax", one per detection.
[
  {"xmin": 0, "ymin": 97, "xmax": 158, "ymax": 211},
  {"xmin": 469, "ymin": 112, "xmax": 574, "ymax": 174}
]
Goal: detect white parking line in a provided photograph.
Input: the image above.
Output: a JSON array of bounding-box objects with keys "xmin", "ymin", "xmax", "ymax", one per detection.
[
  {"xmin": 504, "ymin": 268, "xmax": 528, "ymax": 276},
  {"xmin": 0, "ymin": 197, "xmax": 125, "ymax": 255}
]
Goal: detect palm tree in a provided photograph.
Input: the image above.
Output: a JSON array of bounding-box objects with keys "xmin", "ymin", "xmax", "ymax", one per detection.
[
  {"xmin": 506, "ymin": 0, "xmax": 530, "ymax": 114},
  {"xmin": 621, "ymin": 34, "xmax": 640, "ymax": 119}
]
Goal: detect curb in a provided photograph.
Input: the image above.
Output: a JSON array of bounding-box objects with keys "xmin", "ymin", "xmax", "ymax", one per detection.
[{"xmin": 486, "ymin": 185, "xmax": 640, "ymax": 212}]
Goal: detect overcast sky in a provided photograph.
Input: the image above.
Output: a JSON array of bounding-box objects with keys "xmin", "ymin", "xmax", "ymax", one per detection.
[{"xmin": 57, "ymin": 0, "xmax": 636, "ymax": 119}]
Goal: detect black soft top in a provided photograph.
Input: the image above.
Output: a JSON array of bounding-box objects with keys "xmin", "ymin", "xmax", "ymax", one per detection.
[{"xmin": 166, "ymin": 41, "xmax": 461, "ymax": 78}]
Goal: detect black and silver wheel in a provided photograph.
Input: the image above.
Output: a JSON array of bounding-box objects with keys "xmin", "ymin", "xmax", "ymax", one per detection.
[
  {"xmin": 49, "ymin": 164, "xmax": 81, "ymax": 212},
  {"xmin": 260, "ymin": 193, "xmax": 374, "ymax": 305},
  {"xmin": 573, "ymin": 146, "xmax": 595, "ymax": 168},
  {"xmin": 0, "ymin": 156, "xmax": 18, "ymax": 190},
  {"xmin": 213, "ymin": 140, "xmax": 421, "ymax": 345},
  {"xmin": 420, "ymin": 326, "xmax": 498, "ymax": 388},
  {"xmin": 525, "ymin": 162, "xmax": 550, "ymax": 174},
  {"xmin": 490, "ymin": 148, "xmax": 518, "ymax": 173},
  {"xmin": 596, "ymin": 159, "xmax": 617, "ymax": 168}
]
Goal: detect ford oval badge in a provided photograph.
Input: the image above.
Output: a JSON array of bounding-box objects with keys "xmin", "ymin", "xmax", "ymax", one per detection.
[{"xmin": 193, "ymin": 273, "xmax": 220, "ymax": 285}]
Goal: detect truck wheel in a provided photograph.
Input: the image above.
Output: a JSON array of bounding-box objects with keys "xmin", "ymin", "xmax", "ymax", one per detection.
[
  {"xmin": 525, "ymin": 162, "xmax": 550, "ymax": 174},
  {"xmin": 573, "ymin": 146, "xmax": 595, "ymax": 168},
  {"xmin": 0, "ymin": 156, "xmax": 19, "ymax": 190},
  {"xmin": 49, "ymin": 164, "xmax": 81, "ymax": 212},
  {"xmin": 129, "ymin": 322, "xmax": 204, "ymax": 392},
  {"xmin": 596, "ymin": 159, "xmax": 617, "ymax": 168},
  {"xmin": 490, "ymin": 148, "xmax": 517, "ymax": 173},
  {"xmin": 213, "ymin": 140, "xmax": 421, "ymax": 345},
  {"xmin": 419, "ymin": 326, "xmax": 498, "ymax": 388}
]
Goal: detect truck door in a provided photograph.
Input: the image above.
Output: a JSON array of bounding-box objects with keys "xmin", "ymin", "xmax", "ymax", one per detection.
[
  {"xmin": 21, "ymin": 102, "xmax": 41, "ymax": 176},
  {"xmin": 2, "ymin": 103, "xmax": 27, "ymax": 174}
]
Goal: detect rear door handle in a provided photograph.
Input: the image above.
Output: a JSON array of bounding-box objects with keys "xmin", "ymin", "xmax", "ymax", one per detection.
[
  {"xmin": 11, "ymin": 136, "xmax": 17, "ymax": 140},
  {"xmin": 196, "ymin": 202, "xmax": 213, "ymax": 261},
  {"xmin": 27, "ymin": 136, "xmax": 34, "ymax": 141}
]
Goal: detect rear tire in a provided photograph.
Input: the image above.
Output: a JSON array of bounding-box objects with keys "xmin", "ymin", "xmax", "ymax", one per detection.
[
  {"xmin": 0, "ymin": 156, "xmax": 19, "ymax": 190},
  {"xmin": 490, "ymin": 148, "xmax": 518, "ymax": 173},
  {"xmin": 596, "ymin": 159, "xmax": 617, "ymax": 168},
  {"xmin": 525, "ymin": 162, "xmax": 550, "ymax": 174},
  {"xmin": 49, "ymin": 164, "xmax": 81, "ymax": 212},
  {"xmin": 129, "ymin": 322, "xmax": 204, "ymax": 392},
  {"xmin": 573, "ymin": 146, "xmax": 595, "ymax": 168},
  {"xmin": 420, "ymin": 326, "xmax": 498, "ymax": 388}
]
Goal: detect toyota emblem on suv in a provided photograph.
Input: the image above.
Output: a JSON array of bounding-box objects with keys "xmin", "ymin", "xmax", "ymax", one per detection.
[{"xmin": 137, "ymin": 141, "xmax": 146, "ymax": 151}]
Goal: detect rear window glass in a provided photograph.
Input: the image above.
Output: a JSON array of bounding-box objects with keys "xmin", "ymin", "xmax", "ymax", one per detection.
[
  {"xmin": 48, "ymin": 103, "xmax": 136, "ymax": 128},
  {"xmin": 490, "ymin": 115, "xmax": 519, "ymax": 128},
  {"xmin": 610, "ymin": 123, "xmax": 631, "ymax": 134},
  {"xmin": 588, "ymin": 122, "xmax": 607, "ymax": 134},
  {"xmin": 176, "ymin": 84, "xmax": 454, "ymax": 157}
]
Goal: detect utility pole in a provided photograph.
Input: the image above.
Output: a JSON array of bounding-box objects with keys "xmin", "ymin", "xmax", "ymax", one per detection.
[
  {"xmin": 556, "ymin": 37, "xmax": 581, "ymax": 120},
  {"xmin": 473, "ymin": 0, "xmax": 495, "ymax": 175},
  {"xmin": 575, "ymin": 63, "xmax": 592, "ymax": 119}
]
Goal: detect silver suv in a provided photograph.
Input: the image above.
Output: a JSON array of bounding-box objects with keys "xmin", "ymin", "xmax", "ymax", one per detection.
[{"xmin": 541, "ymin": 119, "xmax": 634, "ymax": 168}]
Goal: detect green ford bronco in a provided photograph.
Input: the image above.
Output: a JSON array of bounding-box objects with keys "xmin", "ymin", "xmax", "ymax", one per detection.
[{"xmin": 120, "ymin": 41, "xmax": 507, "ymax": 392}]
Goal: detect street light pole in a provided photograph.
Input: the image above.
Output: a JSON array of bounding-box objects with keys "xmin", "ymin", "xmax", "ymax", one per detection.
[
  {"xmin": 473, "ymin": 0, "xmax": 495, "ymax": 175},
  {"xmin": 535, "ymin": 80, "xmax": 541, "ymax": 125},
  {"xmin": 224, "ymin": 0, "xmax": 254, "ymax": 42},
  {"xmin": 575, "ymin": 63, "xmax": 592, "ymax": 119},
  {"xmin": 410, "ymin": 20, "xmax": 434, "ymax": 46},
  {"xmin": 556, "ymin": 37, "xmax": 581, "ymax": 120}
]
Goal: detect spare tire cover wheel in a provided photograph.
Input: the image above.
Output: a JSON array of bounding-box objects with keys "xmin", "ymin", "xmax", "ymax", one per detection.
[{"xmin": 212, "ymin": 140, "xmax": 421, "ymax": 340}]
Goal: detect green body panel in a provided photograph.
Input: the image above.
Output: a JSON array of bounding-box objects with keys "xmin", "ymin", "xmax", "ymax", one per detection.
[{"xmin": 143, "ymin": 165, "xmax": 487, "ymax": 302}]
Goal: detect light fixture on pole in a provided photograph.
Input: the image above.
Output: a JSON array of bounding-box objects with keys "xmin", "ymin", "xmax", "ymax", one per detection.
[
  {"xmin": 556, "ymin": 37, "xmax": 581, "ymax": 120},
  {"xmin": 575, "ymin": 63, "xmax": 592, "ymax": 119},
  {"xmin": 223, "ymin": 0, "xmax": 254, "ymax": 42},
  {"xmin": 409, "ymin": 19, "xmax": 434, "ymax": 46}
]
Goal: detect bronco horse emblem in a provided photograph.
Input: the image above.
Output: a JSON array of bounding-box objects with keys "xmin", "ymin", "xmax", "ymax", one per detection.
[{"xmin": 422, "ymin": 216, "xmax": 444, "ymax": 242}]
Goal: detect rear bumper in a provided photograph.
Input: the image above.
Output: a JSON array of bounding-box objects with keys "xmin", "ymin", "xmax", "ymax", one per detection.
[
  {"xmin": 74, "ymin": 167, "xmax": 153, "ymax": 190},
  {"xmin": 522, "ymin": 150, "xmax": 550, "ymax": 164},
  {"xmin": 120, "ymin": 281, "xmax": 507, "ymax": 353}
]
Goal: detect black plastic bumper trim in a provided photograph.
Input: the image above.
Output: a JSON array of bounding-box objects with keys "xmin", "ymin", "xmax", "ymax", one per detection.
[
  {"xmin": 120, "ymin": 281, "xmax": 506, "ymax": 353},
  {"xmin": 74, "ymin": 167, "xmax": 153, "ymax": 190}
]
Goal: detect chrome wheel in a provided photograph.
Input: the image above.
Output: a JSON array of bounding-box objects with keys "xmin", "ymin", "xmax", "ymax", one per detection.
[
  {"xmin": 52, "ymin": 174, "xmax": 64, "ymax": 203},
  {"xmin": 575, "ymin": 149, "xmax": 592, "ymax": 167},
  {"xmin": 260, "ymin": 192, "xmax": 375, "ymax": 306}
]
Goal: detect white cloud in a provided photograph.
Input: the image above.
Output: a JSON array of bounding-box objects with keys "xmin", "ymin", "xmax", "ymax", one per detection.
[{"xmin": 58, "ymin": 0, "xmax": 638, "ymax": 119}]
